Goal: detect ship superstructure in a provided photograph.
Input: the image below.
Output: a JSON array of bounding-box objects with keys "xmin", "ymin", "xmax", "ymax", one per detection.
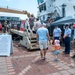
[{"xmin": 37, "ymin": 0, "xmax": 75, "ymax": 21}]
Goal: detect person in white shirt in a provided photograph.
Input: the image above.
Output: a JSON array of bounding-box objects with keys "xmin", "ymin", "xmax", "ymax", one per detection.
[
  {"xmin": 63, "ymin": 24, "xmax": 71, "ymax": 54},
  {"xmin": 25, "ymin": 19, "xmax": 32, "ymax": 32},
  {"xmin": 53, "ymin": 25, "xmax": 61, "ymax": 40},
  {"xmin": 33, "ymin": 18, "xmax": 41, "ymax": 33}
]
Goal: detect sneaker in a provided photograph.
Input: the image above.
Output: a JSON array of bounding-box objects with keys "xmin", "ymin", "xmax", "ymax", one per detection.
[
  {"xmin": 43, "ymin": 57, "xmax": 46, "ymax": 60},
  {"xmin": 63, "ymin": 51, "xmax": 65, "ymax": 53},
  {"xmin": 71, "ymin": 55, "xmax": 75, "ymax": 58},
  {"xmin": 54, "ymin": 58, "xmax": 59, "ymax": 61},
  {"xmin": 63, "ymin": 51, "xmax": 70, "ymax": 54}
]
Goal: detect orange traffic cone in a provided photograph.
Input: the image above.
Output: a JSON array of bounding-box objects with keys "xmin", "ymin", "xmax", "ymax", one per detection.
[{"xmin": 20, "ymin": 20, "xmax": 25, "ymax": 31}]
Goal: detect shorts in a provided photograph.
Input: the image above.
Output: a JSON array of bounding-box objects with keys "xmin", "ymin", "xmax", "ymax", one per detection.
[
  {"xmin": 39, "ymin": 41, "xmax": 48, "ymax": 50},
  {"xmin": 54, "ymin": 37, "xmax": 59, "ymax": 40},
  {"xmin": 53, "ymin": 50, "xmax": 60, "ymax": 55}
]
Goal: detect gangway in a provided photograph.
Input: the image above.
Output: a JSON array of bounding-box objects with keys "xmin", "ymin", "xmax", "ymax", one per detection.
[
  {"xmin": 10, "ymin": 29, "xmax": 40, "ymax": 50},
  {"xmin": 0, "ymin": 7, "xmax": 39, "ymax": 50}
]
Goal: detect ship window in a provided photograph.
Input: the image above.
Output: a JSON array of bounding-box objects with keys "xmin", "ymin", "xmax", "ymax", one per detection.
[
  {"xmin": 43, "ymin": 15, "xmax": 45, "ymax": 20},
  {"xmin": 39, "ymin": 6, "xmax": 42, "ymax": 12},
  {"xmin": 73, "ymin": 6, "xmax": 75, "ymax": 11},
  {"xmin": 41, "ymin": 5, "xmax": 43, "ymax": 10},
  {"xmin": 37, "ymin": 0, "xmax": 44, "ymax": 4},
  {"xmin": 39, "ymin": 3, "xmax": 46, "ymax": 12},
  {"xmin": 43, "ymin": 3, "xmax": 46, "ymax": 11},
  {"xmin": 39, "ymin": 5, "xmax": 43, "ymax": 12},
  {"xmin": 40, "ymin": 0, "xmax": 44, "ymax": 3},
  {"xmin": 7, "ymin": 17, "xmax": 10, "ymax": 20},
  {"xmin": 1, "ymin": 17, "xmax": 5, "ymax": 20}
]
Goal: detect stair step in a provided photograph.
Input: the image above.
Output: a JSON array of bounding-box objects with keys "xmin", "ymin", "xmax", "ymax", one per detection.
[
  {"xmin": 32, "ymin": 44, "xmax": 39, "ymax": 47},
  {"xmin": 31, "ymin": 45, "xmax": 40, "ymax": 50},
  {"xmin": 30, "ymin": 40, "xmax": 37, "ymax": 43},
  {"xmin": 29, "ymin": 37, "xmax": 37, "ymax": 40},
  {"xmin": 31, "ymin": 43, "xmax": 37, "ymax": 45}
]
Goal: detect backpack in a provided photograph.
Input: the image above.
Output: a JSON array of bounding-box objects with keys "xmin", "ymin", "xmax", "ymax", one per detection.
[{"xmin": 0, "ymin": 24, "xmax": 2, "ymax": 29}]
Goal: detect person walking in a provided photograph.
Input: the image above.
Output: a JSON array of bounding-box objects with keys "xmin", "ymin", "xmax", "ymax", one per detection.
[
  {"xmin": 53, "ymin": 25, "xmax": 61, "ymax": 40},
  {"xmin": 25, "ymin": 19, "xmax": 31, "ymax": 32},
  {"xmin": 29, "ymin": 15, "xmax": 35, "ymax": 30},
  {"xmin": 53, "ymin": 39, "xmax": 61, "ymax": 61},
  {"xmin": 63, "ymin": 24, "xmax": 71, "ymax": 54},
  {"xmin": 36, "ymin": 23, "xmax": 50, "ymax": 60},
  {"xmin": 33, "ymin": 18, "xmax": 41, "ymax": 33}
]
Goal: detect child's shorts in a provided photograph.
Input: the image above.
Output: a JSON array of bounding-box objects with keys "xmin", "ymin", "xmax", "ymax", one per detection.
[{"xmin": 53, "ymin": 50, "xmax": 60, "ymax": 55}]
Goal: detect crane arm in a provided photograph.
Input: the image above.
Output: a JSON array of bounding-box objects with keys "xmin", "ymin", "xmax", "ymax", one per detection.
[{"xmin": 0, "ymin": 7, "xmax": 30, "ymax": 17}]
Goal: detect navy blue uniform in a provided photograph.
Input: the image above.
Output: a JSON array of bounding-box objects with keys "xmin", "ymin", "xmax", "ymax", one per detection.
[{"xmin": 64, "ymin": 28, "xmax": 71, "ymax": 54}]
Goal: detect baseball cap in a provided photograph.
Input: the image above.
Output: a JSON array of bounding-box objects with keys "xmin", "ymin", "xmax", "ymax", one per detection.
[{"xmin": 42, "ymin": 23, "xmax": 46, "ymax": 26}]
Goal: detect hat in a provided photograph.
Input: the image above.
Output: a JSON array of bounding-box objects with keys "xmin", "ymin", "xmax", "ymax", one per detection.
[
  {"xmin": 65, "ymin": 23, "xmax": 69, "ymax": 26},
  {"xmin": 42, "ymin": 23, "xmax": 46, "ymax": 26}
]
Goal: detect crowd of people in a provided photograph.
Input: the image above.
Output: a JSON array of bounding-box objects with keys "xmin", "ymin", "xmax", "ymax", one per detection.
[
  {"xmin": 29, "ymin": 18, "xmax": 75, "ymax": 61},
  {"xmin": 0, "ymin": 17, "xmax": 75, "ymax": 61},
  {"xmin": 0, "ymin": 21, "xmax": 11, "ymax": 33}
]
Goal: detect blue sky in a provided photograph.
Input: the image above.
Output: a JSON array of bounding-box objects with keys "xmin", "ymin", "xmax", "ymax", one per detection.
[{"xmin": 0, "ymin": 0, "xmax": 38, "ymax": 19}]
